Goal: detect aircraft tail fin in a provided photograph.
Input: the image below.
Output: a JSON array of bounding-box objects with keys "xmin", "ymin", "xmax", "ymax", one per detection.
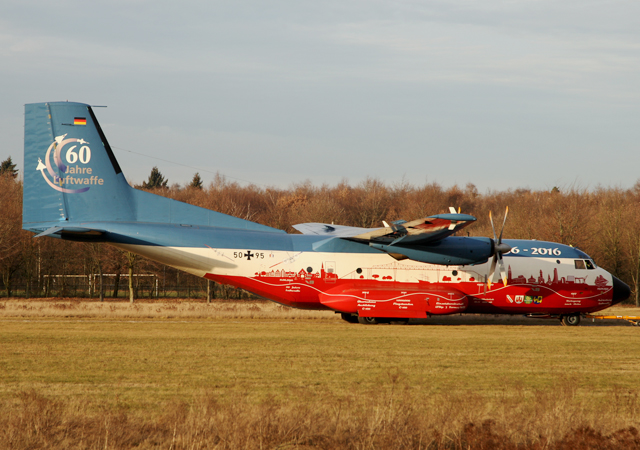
[
  {"xmin": 23, "ymin": 102, "xmax": 281, "ymax": 234},
  {"xmin": 23, "ymin": 102, "xmax": 135, "ymax": 227}
]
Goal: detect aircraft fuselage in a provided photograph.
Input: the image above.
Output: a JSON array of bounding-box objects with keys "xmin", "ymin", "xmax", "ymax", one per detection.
[{"xmin": 81, "ymin": 221, "xmax": 626, "ymax": 318}]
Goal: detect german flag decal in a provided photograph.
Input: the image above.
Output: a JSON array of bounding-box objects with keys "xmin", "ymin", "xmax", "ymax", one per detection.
[{"xmin": 74, "ymin": 117, "xmax": 87, "ymax": 126}]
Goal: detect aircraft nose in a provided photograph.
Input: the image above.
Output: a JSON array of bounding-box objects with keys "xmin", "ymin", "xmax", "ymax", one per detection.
[{"xmin": 611, "ymin": 276, "xmax": 631, "ymax": 305}]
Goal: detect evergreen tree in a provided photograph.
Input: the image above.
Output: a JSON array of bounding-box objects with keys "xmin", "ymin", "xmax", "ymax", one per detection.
[
  {"xmin": 142, "ymin": 166, "xmax": 168, "ymax": 189},
  {"xmin": 189, "ymin": 172, "xmax": 203, "ymax": 190},
  {"xmin": 0, "ymin": 156, "xmax": 18, "ymax": 178}
]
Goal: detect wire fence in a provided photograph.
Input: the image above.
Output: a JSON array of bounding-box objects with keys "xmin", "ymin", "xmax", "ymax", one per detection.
[{"xmin": 0, "ymin": 274, "xmax": 258, "ymax": 300}]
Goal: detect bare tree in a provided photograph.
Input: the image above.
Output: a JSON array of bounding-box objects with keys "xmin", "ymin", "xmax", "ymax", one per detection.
[
  {"xmin": 0, "ymin": 174, "xmax": 23, "ymax": 296},
  {"xmin": 127, "ymin": 252, "xmax": 137, "ymax": 303}
]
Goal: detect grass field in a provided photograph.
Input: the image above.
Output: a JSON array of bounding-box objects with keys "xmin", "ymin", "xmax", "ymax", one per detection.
[{"xmin": 1, "ymin": 299, "xmax": 639, "ymax": 449}]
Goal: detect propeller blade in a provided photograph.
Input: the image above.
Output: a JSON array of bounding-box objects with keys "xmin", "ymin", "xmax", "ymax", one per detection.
[
  {"xmin": 498, "ymin": 206, "xmax": 509, "ymax": 243},
  {"xmin": 487, "ymin": 207, "xmax": 511, "ymax": 288},
  {"xmin": 487, "ymin": 255, "xmax": 497, "ymax": 289},
  {"xmin": 497, "ymin": 253, "xmax": 508, "ymax": 287},
  {"xmin": 489, "ymin": 211, "xmax": 497, "ymax": 241}
]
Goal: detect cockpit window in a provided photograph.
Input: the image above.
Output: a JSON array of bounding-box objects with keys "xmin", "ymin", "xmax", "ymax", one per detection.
[{"xmin": 575, "ymin": 259, "xmax": 596, "ymax": 270}]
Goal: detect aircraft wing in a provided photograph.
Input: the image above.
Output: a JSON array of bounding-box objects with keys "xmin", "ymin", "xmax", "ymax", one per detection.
[
  {"xmin": 294, "ymin": 213, "xmax": 490, "ymax": 266},
  {"xmin": 294, "ymin": 213, "xmax": 477, "ymax": 245}
]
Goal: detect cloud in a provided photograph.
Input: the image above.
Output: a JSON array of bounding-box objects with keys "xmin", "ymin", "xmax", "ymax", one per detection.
[{"xmin": 2, "ymin": 0, "xmax": 639, "ymax": 190}]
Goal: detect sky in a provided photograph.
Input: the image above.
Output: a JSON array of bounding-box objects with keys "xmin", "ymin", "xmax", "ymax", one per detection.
[{"xmin": 2, "ymin": 0, "xmax": 639, "ymax": 192}]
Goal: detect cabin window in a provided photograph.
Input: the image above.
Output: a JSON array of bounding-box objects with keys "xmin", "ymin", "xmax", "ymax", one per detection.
[
  {"xmin": 574, "ymin": 260, "xmax": 586, "ymax": 269},
  {"xmin": 585, "ymin": 260, "xmax": 596, "ymax": 270}
]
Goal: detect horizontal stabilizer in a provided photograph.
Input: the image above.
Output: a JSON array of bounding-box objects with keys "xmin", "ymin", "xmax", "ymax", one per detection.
[
  {"xmin": 33, "ymin": 226, "xmax": 105, "ymax": 240},
  {"xmin": 292, "ymin": 223, "xmax": 372, "ymax": 237},
  {"xmin": 33, "ymin": 227, "xmax": 64, "ymax": 238}
]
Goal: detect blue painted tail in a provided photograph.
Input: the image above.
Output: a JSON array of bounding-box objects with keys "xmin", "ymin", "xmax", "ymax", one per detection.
[{"xmin": 23, "ymin": 102, "xmax": 280, "ymax": 235}]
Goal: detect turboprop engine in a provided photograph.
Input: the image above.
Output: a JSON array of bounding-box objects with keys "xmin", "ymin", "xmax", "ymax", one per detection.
[{"xmin": 370, "ymin": 236, "xmax": 494, "ymax": 266}]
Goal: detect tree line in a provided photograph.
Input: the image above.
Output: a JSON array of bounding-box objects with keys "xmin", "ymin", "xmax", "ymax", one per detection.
[{"xmin": 1, "ymin": 160, "xmax": 639, "ymax": 305}]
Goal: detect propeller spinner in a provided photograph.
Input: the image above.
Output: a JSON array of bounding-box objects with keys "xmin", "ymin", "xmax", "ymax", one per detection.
[{"xmin": 487, "ymin": 207, "xmax": 512, "ymax": 289}]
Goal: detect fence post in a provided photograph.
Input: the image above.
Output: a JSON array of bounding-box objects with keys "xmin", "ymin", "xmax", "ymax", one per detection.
[{"xmin": 99, "ymin": 272, "xmax": 104, "ymax": 302}]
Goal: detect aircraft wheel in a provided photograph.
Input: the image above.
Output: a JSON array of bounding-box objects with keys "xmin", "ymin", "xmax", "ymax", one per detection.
[
  {"xmin": 561, "ymin": 314, "xmax": 581, "ymax": 326},
  {"xmin": 358, "ymin": 316, "xmax": 380, "ymax": 325},
  {"xmin": 340, "ymin": 313, "xmax": 359, "ymax": 324}
]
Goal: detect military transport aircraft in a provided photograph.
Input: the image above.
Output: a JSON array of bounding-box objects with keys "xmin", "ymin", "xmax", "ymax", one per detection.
[{"xmin": 22, "ymin": 102, "xmax": 631, "ymax": 325}]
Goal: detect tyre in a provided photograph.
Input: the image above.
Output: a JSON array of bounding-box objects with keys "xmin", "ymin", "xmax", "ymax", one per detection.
[
  {"xmin": 357, "ymin": 316, "xmax": 380, "ymax": 325},
  {"xmin": 561, "ymin": 314, "xmax": 581, "ymax": 326}
]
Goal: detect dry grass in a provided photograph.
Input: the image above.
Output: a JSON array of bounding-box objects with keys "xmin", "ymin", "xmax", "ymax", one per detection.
[
  {"xmin": 1, "ymin": 300, "xmax": 639, "ymax": 449},
  {"xmin": 0, "ymin": 298, "xmax": 335, "ymax": 320},
  {"xmin": 1, "ymin": 384, "xmax": 638, "ymax": 449}
]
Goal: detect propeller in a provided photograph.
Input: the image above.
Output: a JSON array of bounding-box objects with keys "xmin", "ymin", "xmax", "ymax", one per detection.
[
  {"xmin": 448, "ymin": 206, "xmax": 461, "ymax": 232},
  {"xmin": 487, "ymin": 207, "xmax": 512, "ymax": 289}
]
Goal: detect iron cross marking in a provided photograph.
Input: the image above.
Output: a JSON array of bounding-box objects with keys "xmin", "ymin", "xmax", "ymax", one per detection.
[{"xmin": 244, "ymin": 251, "xmax": 254, "ymax": 260}]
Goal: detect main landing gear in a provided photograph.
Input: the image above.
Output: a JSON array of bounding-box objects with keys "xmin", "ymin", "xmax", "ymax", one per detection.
[
  {"xmin": 340, "ymin": 313, "xmax": 359, "ymax": 324},
  {"xmin": 560, "ymin": 313, "xmax": 581, "ymax": 326},
  {"xmin": 357, "ymin": 316, "xmax": 380, "ymax": 325},
  {"xmin": 339, "ymin": 313, "xmax": 409, "ymax": 325}
]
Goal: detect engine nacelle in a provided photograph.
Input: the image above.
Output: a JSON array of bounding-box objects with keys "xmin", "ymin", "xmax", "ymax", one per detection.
[{"xmin": 370, "ymin": 236, "xmax": 493, "ymax": 266}]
